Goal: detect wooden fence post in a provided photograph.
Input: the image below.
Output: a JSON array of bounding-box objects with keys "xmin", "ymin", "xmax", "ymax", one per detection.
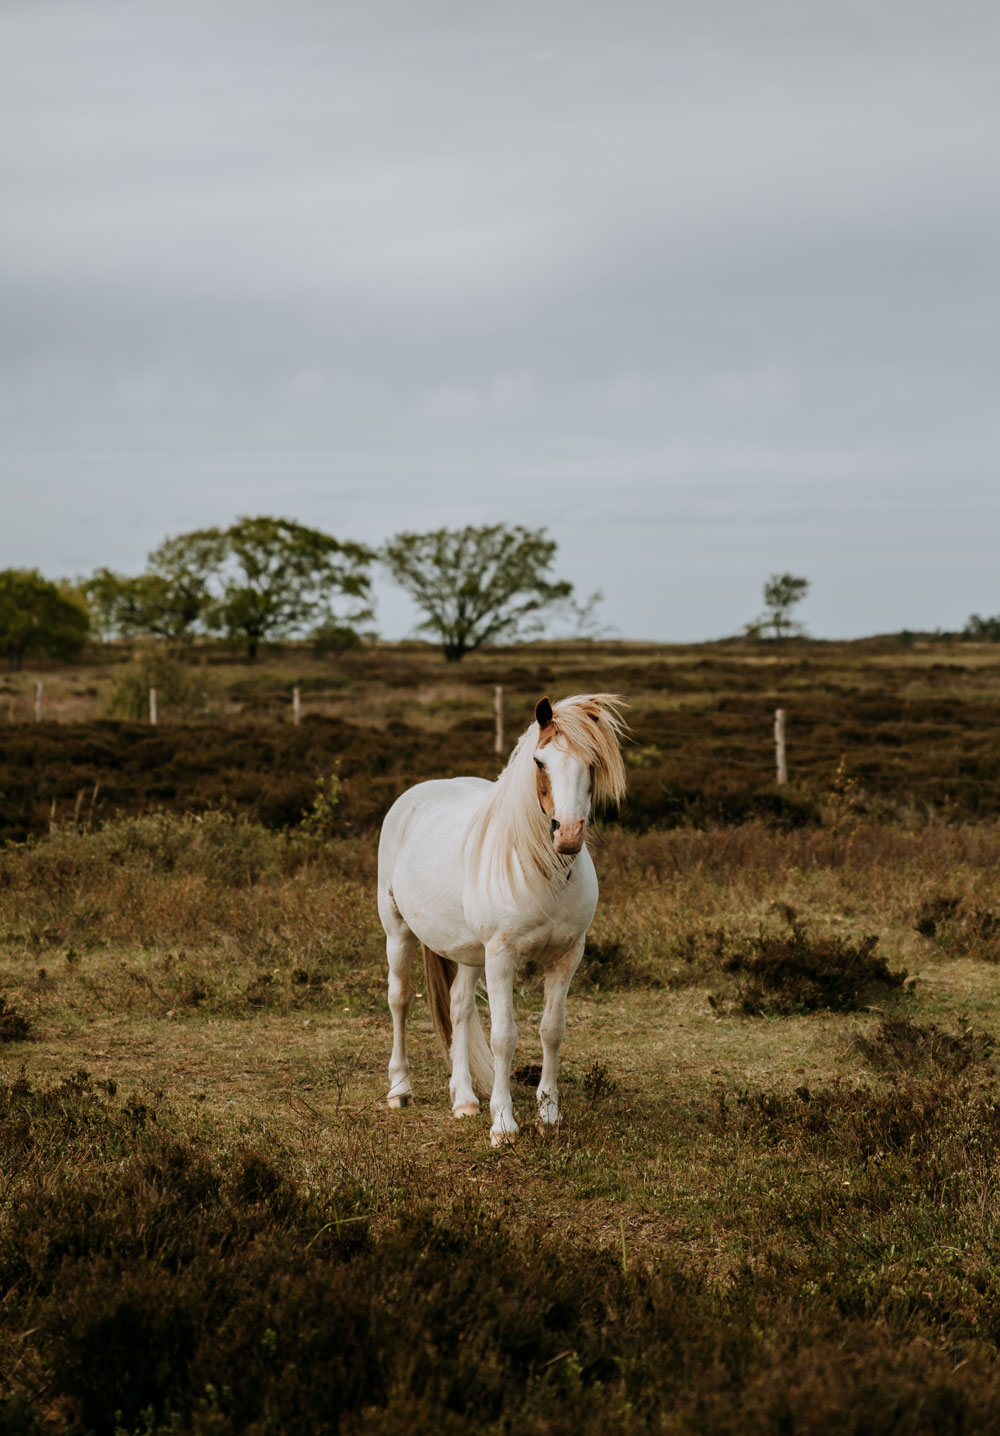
[
  {"xmin": 494, "ymin": 686, "xmax": 504, "ymax": 756},
  {"xmin": 293, "ymin": 686, "xmax": 302, "ymax": 726},
  {"xmin": 149, "ymin": 688, "xmax": 158, "ymax": 726},
  {"xmin": 34, "ymin": 681, "xmax": 43, "ymax": 722},
  {"xmin": 774, "ymin": 708, "xmax": 788, "ymax": 785}
]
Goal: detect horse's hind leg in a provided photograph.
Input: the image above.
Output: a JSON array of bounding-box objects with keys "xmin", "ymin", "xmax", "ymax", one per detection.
[
  {"xmin": 537, "ymin": 938, "xmax": 585, "ymax": 1131},
  {"xmin": 449, "ymin": 962, "xmax": 482, "ymax": 1118},
  {"xmin": 382, "ymin": 902, "xmax": 420, "ymax": 1109}
]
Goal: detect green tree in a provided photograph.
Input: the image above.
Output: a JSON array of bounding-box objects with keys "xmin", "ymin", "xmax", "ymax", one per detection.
[
  {"xmin": 211, "ymin": 516, "xmax": 375, "ymax": 658},
  {"xmin": 383, "ymin": 524, "xmax": 576, "ymax": 661},
  {"xmin": 81, "ymin": 568, "xmax": 142, "ymax": 641},
  {"xmin": 963, "ymin": 614, "xmax": 1000, "ymax": 642},
  {"xmin": 83, "ymin": 530, "xmax": 224, "ymax": 644},
  {"xmin": 142, "ymin": 528, "xmax": 226, "ymax": 640},
  {"xmin": 751, "ymin": 573, "xmax": 810, "ymax": 642},
  {"xmin": 0, "ymin": 569, "xmax": 90, "ymax": 669}
]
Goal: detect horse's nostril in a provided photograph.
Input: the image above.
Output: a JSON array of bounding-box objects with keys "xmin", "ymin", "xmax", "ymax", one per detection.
[{"xmin": 551, "ymin": 818, "xmax": 559, "ymax": 834}]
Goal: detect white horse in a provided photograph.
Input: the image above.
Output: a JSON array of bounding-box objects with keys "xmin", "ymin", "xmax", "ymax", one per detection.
[{"xmin": 377, "ymin": 692, "xmax": 627, "ymax": 1146}]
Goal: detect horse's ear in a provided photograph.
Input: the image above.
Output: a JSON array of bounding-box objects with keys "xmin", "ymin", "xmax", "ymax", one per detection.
[{"xmin": 535, "ymin": 697, "xmax": 553, "ymax": 730}]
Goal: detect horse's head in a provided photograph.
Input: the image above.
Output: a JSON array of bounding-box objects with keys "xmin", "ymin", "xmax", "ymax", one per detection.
[{"xmin": 532, "ymin": 696, "xmax": 593, "ymax": 854}]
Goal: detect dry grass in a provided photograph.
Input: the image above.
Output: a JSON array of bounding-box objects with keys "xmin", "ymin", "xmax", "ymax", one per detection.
[{"xmin": 3, "ymin": 639, "xmax": 1000, "ymax": 1431}]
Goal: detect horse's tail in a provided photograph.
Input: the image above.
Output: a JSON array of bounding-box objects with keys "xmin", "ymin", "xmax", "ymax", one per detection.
[
  {"xmin": 422, "ymin": 946, "xmax": 494, "ymax": 1094},
  {"xmin": 465, "ymin": 998, "xmax": 495, "ymax": 1096},
  {"xmin": 422, "ymin": 945, "xmax": 456, "ymax": 1060}
]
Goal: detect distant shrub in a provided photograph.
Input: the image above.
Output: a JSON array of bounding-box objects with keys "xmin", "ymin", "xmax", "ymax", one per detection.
[
  {"xmin": 95, "ymin": 811, "xmax": 287, "ymax": 886},
  {"xmin": 709, "ymin": 914, "xmax": 906, "ymax": 1016},
  {"xmin": 962, "ymin": 613, "xmax": 1000, "ymax": 642},
  {"xmin": 619, "ymin": 773, "xmax": 821, "ymax": 832},
  {"xmin": 311, "ymin": 619, "xmax": 363, "ymax": 655},
  {"xmin": 104, "ymin": 641, "xmax": 210, "ymax": 720},
  {"xmin": 855, "ymin": 1015, "xmax": 995, "ymax": 1077}
]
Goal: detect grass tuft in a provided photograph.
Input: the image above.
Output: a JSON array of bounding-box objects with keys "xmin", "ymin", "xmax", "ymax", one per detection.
[{"xmin": 582, "ymin": 1059, "xmax": 619, "ymax": 1099}]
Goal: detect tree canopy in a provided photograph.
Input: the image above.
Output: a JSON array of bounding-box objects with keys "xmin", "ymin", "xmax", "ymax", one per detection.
[
  {"xmin": 82, "ymin": 518, "xmax": 375, "ymax": 657},
  {"xmin": 82, "ymin": 530, "xmax": 224, "ymax": 644},
  {"xmin": 963, "ymin": 614, "xmax": 1000, "ymax": 642},
  {"xmin": 382, "ymin": 524, "xmax": 575, "ymax": 661},
  {"xmin": 210, "ymin": 517, "xmax": 375, "ymax": 658},
  {"xmin": 0, "ymin": 569, "xmax": 90, "ymax": 669},
  {"xmin": 144, "ymin": 528, "xmax": 227, "ymax": 639}
]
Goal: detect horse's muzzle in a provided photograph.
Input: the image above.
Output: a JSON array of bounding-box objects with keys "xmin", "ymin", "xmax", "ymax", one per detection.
[{"xmin": 552, "ymin": 818, "xmax": 586, "ymax": 854}]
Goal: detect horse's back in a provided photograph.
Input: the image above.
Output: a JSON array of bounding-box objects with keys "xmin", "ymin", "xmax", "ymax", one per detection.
[
  {"xmin": 378, "ymin": 776, "xmax": 492, "ymax": 962},
  {"xmin": 379, "ymin": 777, "xmax": 490, "ymax": 865}
]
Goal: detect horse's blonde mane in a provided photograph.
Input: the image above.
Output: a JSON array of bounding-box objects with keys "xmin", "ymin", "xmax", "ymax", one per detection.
[{"xmin": 466, "ymin": 693, "xmax": 628, "ymax": 901}]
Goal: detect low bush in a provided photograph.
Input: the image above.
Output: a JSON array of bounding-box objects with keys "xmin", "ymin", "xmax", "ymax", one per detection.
[
  {"xmin": 577, "ymin": 935, "xmax": 649, "ymax": 988},
  {"xmin": 104, "ymin": 643, "xmax": 211, "ymax": 721},
  {"xmin": 709, "ymin": 913, "xmax": 906, "ymax": 1015},
  {"xmin": 0, "ymin": 993, "xmax": 31, "ymax": 1042},
  {"xmin": 916, "ymin": 893, "xmax": 1000, "ymax": 960},
  {"xmin": 9, "ymin": 1072, "xmax": 1000, "ymax": 1435},
  {"xmin": 855, "ymin": 1015, "xmax": 996, "ymax": 1077},
  {"xmin": 713, "ymin": 1073, "xmax": 1000, "ymax": 1170}
]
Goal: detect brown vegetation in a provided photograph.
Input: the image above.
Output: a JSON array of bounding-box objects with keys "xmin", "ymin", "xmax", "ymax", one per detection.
[
  {"xmin": 2, "ymin": 639, "xmax": 1000, "ymax": 1432},
  {"xmin": 4, "ymin": 637, "xmax": 1000, "ymax": 842}
]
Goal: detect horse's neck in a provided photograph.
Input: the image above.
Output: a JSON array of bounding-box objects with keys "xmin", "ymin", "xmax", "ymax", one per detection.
[{"xmin": 469, "ymin": 763, "xmax": 565, "ymax": 901}]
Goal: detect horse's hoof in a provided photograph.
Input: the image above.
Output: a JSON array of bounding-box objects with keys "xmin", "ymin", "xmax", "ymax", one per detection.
[
  {"xmin": 452, "ymin": 1102, "xmax": 480, "ymax": 1118},
  {"xmin": 387, "ymin": 1092, "xmax": 411, "ymax": 1110},
  {"xmin": 490, "ymin": 1127, "xmax": 518, "ymax": 1148},
  {"xmin": 536, "ymin": 1119, "xmax": 561, "ymax": 1139}
]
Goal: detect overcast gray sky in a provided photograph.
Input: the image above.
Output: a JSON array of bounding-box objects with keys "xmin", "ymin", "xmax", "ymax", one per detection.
[{"xmin": 3, "ymin": 0, "xmax": 998, "ymax": 640}]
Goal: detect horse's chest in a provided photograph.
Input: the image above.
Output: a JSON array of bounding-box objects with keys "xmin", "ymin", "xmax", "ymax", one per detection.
[
  {"xmin": 484, "ymin": 874, "xmax": 598, "ymax": 964},
  {"xmin": 516, "ymin": 921, "xmax": 587, "ymax": 968}
]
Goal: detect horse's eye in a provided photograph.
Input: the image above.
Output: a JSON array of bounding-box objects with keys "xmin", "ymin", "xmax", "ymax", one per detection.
[{"xmin": 534, "ymin": 757, "xmax": 544, "ymax": 770}]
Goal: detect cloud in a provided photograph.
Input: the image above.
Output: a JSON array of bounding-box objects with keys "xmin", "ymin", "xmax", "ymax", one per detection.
[{"xmin": 1, "ymin": 0, "xmax": 998, "ymax": 639}]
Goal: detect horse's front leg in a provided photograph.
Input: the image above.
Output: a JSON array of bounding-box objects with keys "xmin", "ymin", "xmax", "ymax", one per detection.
[
  {"xmin": 485, "ymin": 942, "xmax": 519, "ymax": 1147},
  {"xmin": 537, "ymin": 938, "xmax": 585, "ymax": 1131}
]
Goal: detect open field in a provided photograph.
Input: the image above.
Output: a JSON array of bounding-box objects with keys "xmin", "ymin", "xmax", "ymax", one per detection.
[
  {"xmin": 3, "ymin": 641, "xmax": 1000, "ymax": 1432},
  {"xmin": 4, "ymin": 637, "xmax": 1000, "ymax": 842}
]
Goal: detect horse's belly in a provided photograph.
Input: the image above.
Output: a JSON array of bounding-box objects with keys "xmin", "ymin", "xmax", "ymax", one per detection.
[{"xmin": 392, "ymin": 869, "xmax": 484, "ymax": 963}]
